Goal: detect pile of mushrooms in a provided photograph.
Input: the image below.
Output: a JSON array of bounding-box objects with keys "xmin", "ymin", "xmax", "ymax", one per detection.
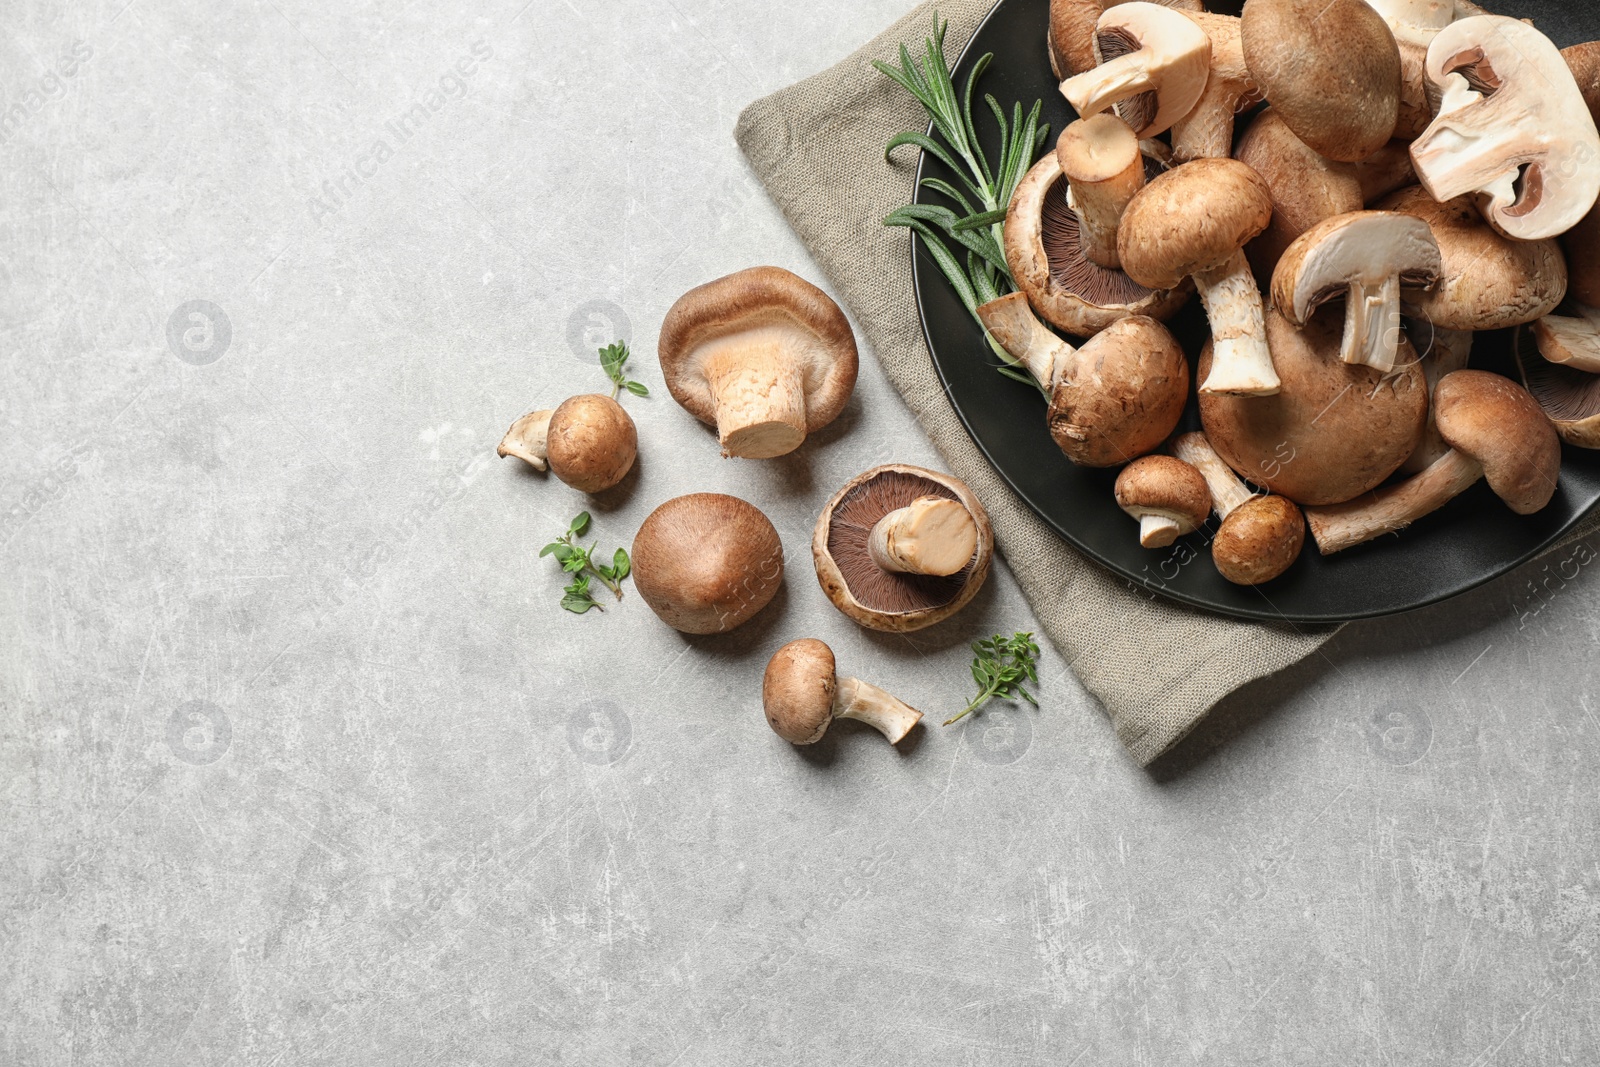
[{"xmin": 1010, "ymin": 0, "xmax": 1599, "ymax": 576}]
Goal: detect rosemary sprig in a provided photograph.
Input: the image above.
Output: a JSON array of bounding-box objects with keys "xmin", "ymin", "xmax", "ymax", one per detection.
[{"xmin": 945, "ymin": 631, "xmax": 1041, "ymax": 725}]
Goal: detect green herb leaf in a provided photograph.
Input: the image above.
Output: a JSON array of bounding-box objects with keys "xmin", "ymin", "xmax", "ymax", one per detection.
[
  {"xmin": 543, "ymin": 513, "xmax": 632, "ymax": 614},
  {"xmin": 945, "ymin": 631, "xmax": 1041, "ymax": 725},
  {"xmin": 625, "ymin": 381, "xmax": 649, "ymax": 396},
  {"xmin": 611, "ymin": 548, "xmax": 630, "ymax": 579},
  {"xmin": 569, "ymin": 512, "xmax": 591, "ymax": 537}
]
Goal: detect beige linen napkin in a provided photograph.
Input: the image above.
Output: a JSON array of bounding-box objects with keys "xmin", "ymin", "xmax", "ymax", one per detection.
[{"xmin": 734, "ymin": 0, "xmax": 1598, "ymax": 766}]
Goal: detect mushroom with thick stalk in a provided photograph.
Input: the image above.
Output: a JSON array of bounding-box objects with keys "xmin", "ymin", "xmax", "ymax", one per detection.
[
  {"xmin": 1515, "ymin": 324, "xmax": 1600, "ymax": 449},
  {"xmin": 1119, "ymin": 158, "xmax": 1278, "ymax": 396},
  {"xmin": 631, "ymin": 493, "xmax": 784, "ymax": 635},
  {"xmin": 1056, "ymin": 114, "xmax": 1146, "ymax": 270},
  {"xmin": 657, "ymin": 266, "xmax": 858, "ymax": 460},
  {"xmin": 1398, "ymin": 316, "xmax": 1473, "ymax": 475},
  {"xmin": 763, "ymin": 639, "xmax": 923, "ymax": 746},
  {"xmin": 1271, "ymin": 211, "xmax": 1442, "ymax": 373},
  {"xmin": 1304, "ymin": 371, "xmax": 1561, "ymax": 553},
  {"xmin": 1171, "ymin": 432, "xmax": 1306, "ymax": 585},
  {"xmin": 1169, "ymin": 11, "xmax": 1260, "ymax": 163},
  {"xmin": 1048, "ymin": 0, "xmax": 1203, "ymax": 80},
  {"xmin": 1234, "ymin": 109, "xmax": 1364, "ymax": 281},
  {"xmin": 976, "ymin": 292, "xmax": 1189, "ymax": 466},
  {"xmin": 498, "ymin": 394, "xmax": 638, "ymax": 493},
  {"xmin": 1059, "ymin": 2, "xmax": 1211, "ymax": 140},
  {"xmin": 812, "ymin": 464, "xmax": 993, "ymax": 632},
  {"xmin": 1410, "ymin": 16, "xmax": 1600, "ymax": 242},
  {"xmin": 1114, "ymin": 455, "xmax": 1212, "ymax": 548}
]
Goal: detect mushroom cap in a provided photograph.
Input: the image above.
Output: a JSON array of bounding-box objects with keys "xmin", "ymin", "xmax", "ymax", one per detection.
[
  {"xmin": 657, "ymin": 265, "xmax": 859, "ymax": 434},
  {"xmin": 544, "ymin": 394, "xmax": 638, "ymax": 494},
  {"xmin": 1199, "ymin": 308, "xmax": 1428, "ymax": 506},
  {"xmin": 1515, "ymin": 323, "xmax": 1600, "ymax": 448},
  {"xmin": 1051, "ymin": 315, "xmax": 1190, "ymax": 466},
  {"xmin": 1234, "ymin": 109, "xmax": 1365, "ymax": 282},
  {"xmin": 1005, "ymin": 152, "xmax": 1189, "ymax": 337},
  {"xmin": 1560, "ymin": 203, "xmax": 1600, "ymax": 309},
  {"xmin": 1114, "ymin": 455, "xmax": 1212, "ymax": 533},
  {"xmin": 1118, "ymin": 158, "xmax": 1274, "ymax": 289},
  {"xmin": 1434, "ymin": 370, "xmax": 1561, "ymax": 515},
  {"xmin": 1240, "ymin": 0, "xmax": 1401, "ymax": 163},
  {"xmin": 762, "ymin": 638, "xmax": 837, "ymax": 745},
  {"xmin": 1271, "ymin": 211, "xmax": 1442, "ymax": 326},
  {"xmin": 632, "ymin": 493, "xmax": 784, "ymax": 635},
  {"xmin": 812, "ymin": 464, "xmax": 993, "ymax": 633},
  {"xmin": 1214, "ymin": 494, "xmax": 1306, "ymax": 585},
  {"xmin": 1379, "ymin": 186, "xmax": 1566, "ymax": 331}
]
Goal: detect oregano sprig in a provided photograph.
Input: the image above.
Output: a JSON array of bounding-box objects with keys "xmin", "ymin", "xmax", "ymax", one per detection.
[
  {"xmin": 539, "ymin": 511, "xmax": 632, "ymax": 614},
  {"xmin": 599, "ymin": 341, "xmax": 649, "ymax": 400},
  {"xmin": 945, "ymin": 631, "xmax": 1041, "ymax": 725}
]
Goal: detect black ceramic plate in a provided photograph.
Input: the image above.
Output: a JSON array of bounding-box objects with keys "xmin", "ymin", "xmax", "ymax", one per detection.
[{"xmin": 913, "ymin": 0, "xmax": 1600, "ymax": 623}]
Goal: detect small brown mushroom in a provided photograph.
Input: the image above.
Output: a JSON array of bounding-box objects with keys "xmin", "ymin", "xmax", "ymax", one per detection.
[
  {"xmin": 632, "ymin": 493, "xmax": 784, "ymax": 634},
  {"xmin": 1515, "ymin": 323, "xmax": 1600, "ymax": 449},
  {"xmin": 658, "ymin": 267, "xmax": 858, "ymax": 459},
  {"xmin": 763, "ymin": 639, "xmax": 922, "ymax": 746},
  {"xmin": 1172, "ymin": 432, "xmax": 1306, "ymax": 584},
  {"xmin": 812, "ymin": 464, "xmax": 993, "ymax": 633},
  {"xmin": 1114, "ymin": 455, "xmax": 1211, "ymax": 548},
  {"xmin": 1059, "ymin": 2, "xmax": 1212, "ymax": 140},
  {"xmin": 1304, "ymin": 370, "xmax": 1561, "ymax": 553},
  {"xmin": 498, "ymin": 395, "xmax": 638, "ymax": 493},
  {"xmin": 1169, "ymin": 11, "xmax": 1261, "ymax": 163},
  {"xmin": 1049, "ymin": 0, "xmax": 1204, "ymax": 80}
]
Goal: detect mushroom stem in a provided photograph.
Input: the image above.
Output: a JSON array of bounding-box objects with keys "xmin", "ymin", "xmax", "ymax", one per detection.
[
  {"xmin": 1060, "ymin": 54, "xmax": 1158, "ymax": 122},
  {"xmin": 975, "ymin": 292, "xmax": 1070, "ymax": 390},
  {"xmin": 1169, "ymin": 12, "xmax": 1254, "ymax": 162},
  {"xmin": 868, "ymin": 496, "xmax": 979, "ymax": 577},
  {"xmin": 1057, "ymin": 115, "xmax": 1146, "ymax": 269},
  {"xmin": 1342, "ymin": 274, "xmax": 1404, "ymax": 371},
  {"xmin": 1139, "ymin": 514, "xmax": 1183, "ymax": 547},
  {"xmin": 700, "ymin": 335, "xmax": 809, "ymax": 459},
  {"xmin": 497, "ymin": 409, "xmax": 554, "ymax": 471},
  {"xmin": 1401, "ymin": 326, "xmax": 1472, "ymax": 475},
  {"xmin": 1304, "ymin": 448, "xmax": 1483, "ymax": 554},
  {"xmin": 1171, "ymin": 432, "xmax": 1254, "ymax": 517},
  {"xmin": 1194, "ymin": 251, "xmax": 1279, "ymax": 396},
  {"xmin": 834, "ymin": 677, "xmax": 923, "ymax": 744}
]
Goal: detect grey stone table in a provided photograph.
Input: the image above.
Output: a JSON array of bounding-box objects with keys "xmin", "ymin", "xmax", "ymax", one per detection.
[{"xmin": 3, "ymin": 1, "xmax": 1597, "ymax": 1063}]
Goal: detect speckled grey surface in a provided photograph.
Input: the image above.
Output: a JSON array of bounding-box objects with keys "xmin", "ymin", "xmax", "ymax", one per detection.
[{"xmin": 3, "ymin": 1, "xmax": 1599, "ymax": 1063}]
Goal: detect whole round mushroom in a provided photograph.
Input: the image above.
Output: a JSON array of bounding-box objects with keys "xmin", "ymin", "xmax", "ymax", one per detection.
[
  {"xmin": 632, "ymin": 493, "xmax": 784, "ymax": 634},
  {"xmin": 1171, "ymin": 432, "xmax": 1306, "ymax": 585},
  {"xmin": 763, "ymin": 639, "xmax": 923, "ymax": 746},
  {"xmin": 1114, "ymin": 455, "xmax": 1212, "ymax": 548},
  {"xmin": 497, "ymin": 394, "xmax": 638, "ymax": 494},
  {"xmin": 658, "ymin": 266, "xmax": 859, "ymax": 460},
  {"xmin": 812, "ymin": 464, "xmax": 993, "ymax": 633}
]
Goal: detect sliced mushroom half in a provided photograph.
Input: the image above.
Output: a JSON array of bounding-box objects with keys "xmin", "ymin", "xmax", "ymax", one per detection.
[
  {"xmin": 1515, "ymin": 323, "xmax": 1600, "ymax": 449},
  {"xmin": 1059, "ymin": 2, "xmax": 1212, "ymax": 139}
]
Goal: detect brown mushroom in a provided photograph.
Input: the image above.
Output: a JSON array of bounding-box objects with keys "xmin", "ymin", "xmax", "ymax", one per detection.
[
  {"xmin": 1564, "ymin": 41, "xmax": 1600, "ymax": 127},
  {"xmin": 763, "ymin": 639, "xmax": 922, "ymax": 745},
  {"xmin": 1059, "ymin": 2, "xmax": 1212, "ymax": 140},
  {"xmin": 977, "ymin": 292, "xmax": 1189, "ymax": 466},
  {"xmin": 1515, "ymin": 323, "xmax": 1600, "ymax": 449},
  {"xmin": 1199, "ymin": 307, "xmax": 1428, "ymax": 506},
  {"xmin": 812, "ymin": 464, "xmax": 993, "ymax": 633},
  {"xmin": 632, "ymin": 493, "xmax": 784, "ymax": 634},
  {"xmin": 1055, "ymin": 114, "xmax": 1147, "ymax": 270},
  {"xmin": 1559, "ymin": 202, "xmax": 1600, "ymax": 309},
  {"xmin": 1304, "ymin": 370, "xmax": 1561, "ymax": 553},
  {"xmin": 658, "ymin": 267, "xmax": 858, "ymax": 459},
  {"xmin": 1234, "ymin": 109, "xmax": 1364, "ymax": 281},
  {"xmin": 1398, "ymin": 317, "xmax": 1473, "ymax": 475},
  {"xmin": 1114, "ymin": 455, "xmax": 1211, "ymax": 548},
  {"xmin": 1119, "ymin": 158, "xmax": 1279, "ymax": 396},
  {"xmin": 1048, "ymin": 0, "xmax": 1204, "ymax": 80},
  {"xmin": 1171, "ymin": 431, "xmax": 1306, "ymax": 584},
  {"xmin": 1169, "ymin": 11, "xmax": 1261, "ymax": 163},
  {"xmin": 498, "ymin": 395, "xmax": 638, "ymax": 493}
]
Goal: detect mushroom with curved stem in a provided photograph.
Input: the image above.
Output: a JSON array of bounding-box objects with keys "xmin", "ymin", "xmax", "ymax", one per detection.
[
  {"xmin": 1234, "ymin": 109, "xmax": 1365, "ymax": 282},
  {"xmin": 1114, "ymin": 455, "xmax": 1212, "ymax": 548},
  {"xmin": 1056, "ymin": 114, "xmax": 1146, "ymax": 270},
  {"xmin": 1305, "ymin": 370, "xmax": 1561, "ymax": 554},
  {"xmin": 1271, "ymin": 211, "xmax": 1442, "ymax": 373},
  {"xmin": 764, "ymin": 639, "xmax": 923, "ymax": 746},
  {"xmin": 1398, "ymin": 316, "xmax": 1473, "ymax": 475},
  {"xmin": 1169, "ymin": 11, "xmax": 1259, "ymax": 163},
  {"xmin": 1059, "ymin": 2, "xmax": 1211, "ymax": 140},
  {"xmin": 1515, "ymin": 324, "xmax": 1600, "ymax": 449},
  {"xmin": 1410, "ymin": 16, "xmax": 1600, "ymax": 242},
  {"xmin": 813, "ymin": 464, "xmax": 994, "ymax": 632},
  {"xmin": 976, "ymin": 292, "xmax": 1189, "ymax": 466},
  {"xmin": 658, "ymin": 266, "xmax": 858, "ymax": 460},
  {"xmin": 632, "ymin": 493, "xmax": 784, "ymax": 635},
  {"xmin": 497, "ymin": 395, "xmax": 638, "ymax": 494},
  {"xmin": 1048, "ymin": 0, "xmax": 1203, "ymax": 80},
  {"xmin": 1119, "ymin": 158, "xmax": 1279, "ymax": 397},
  {"xmin": 1171, "ymin": 432, "xmax": 1307, "ymax": 585}
]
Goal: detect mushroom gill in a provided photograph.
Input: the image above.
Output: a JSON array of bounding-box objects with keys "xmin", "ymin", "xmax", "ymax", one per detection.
[
  {"xmin": 1520, "ymin": 337, "xmax": 1600, "ymax": 423},
  {"xmin": 826, "ymin": 470, "xmax": 976, "ymax": 613},
  {"xmin": 1097, "ymin": 26, "xmax": 1158, "ymax": 135},
  {"xmin": 1041, "ymin": 174, "xmax": 1156, "ymax": 309}
]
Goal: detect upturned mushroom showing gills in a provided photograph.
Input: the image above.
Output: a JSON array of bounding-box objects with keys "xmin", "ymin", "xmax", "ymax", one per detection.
[
  {"xmin": 1048, "ymin": 0, "xmax": 1203, "ymax": 80},
  {"xmin": 1114, "ymin": 455, "xmax": 1211, "ymax": 548},
  {"xmin": 976, "ymin": 292, "xmax": 1188, "ymax": 467},
  {"xmin": 498, "ymin": 395, "xmax": 638, "ymax": 494},
  {"xmin": 1271, "ymin": 211, "xmax": 1442, "ymax": 373},
  {"xmin": 1304, "ymin": 371, "xmax": 1561, "ymax": 554},
  {"xmin": 658, "ymin": 266, "xmax": 859, "ymax": 460},
  {"xmin": 1118, "ymin": 158, "xmax": 1278, "ymax": 396},
  {"xmin": 812, "ymin": 464, "xmax": 994, "ymax": 633},
  {"xmin": 1059, "ymin": 2, "xmax": 1211, "ymax": 140},
  {"xmin": 631, "ymin": 493, "xmax": 784, "ymax": 635},
  {"xmin": 1410, "ymin": 16, "xmax": 1600, "ymax": 241},
  {"xmin": 763, "ymin": 639, "xmax": 923, "ymax": 746},
  {"xmin": 1171, "ymin": 432, "xmax": 1306, "ymax": 585}
]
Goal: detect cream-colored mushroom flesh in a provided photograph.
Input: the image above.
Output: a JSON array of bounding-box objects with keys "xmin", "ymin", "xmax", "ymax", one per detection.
[
  {"xmin": 1060, "ymin": 2, "xmax": 1212, "ymax": 139},
  {"xmin": 1411, "ymin": 16, "xmax": 1600, "ymax": 241},
  {"xmin": 1534, "ymin": 312, "xmax": 1600, "ymax": 374},
  {"xmin": 833, "ymin": 677, "xmax": 924, "ymax": 744},
  {"xmin": 497, "ymin": 409, "xmax": 553, "ymax": 471},
  {"xmin": 869, "ymin": 496, "xmax": 979, "ymax": 577},
  {"xmin": 1169, "ymin": 11, "xmax": 1256, "ymax": 163},
  {"xmin": 1057, "ymin": 114, "xmax": 1146, "ymax": 269},
  {"xmin": 1517, "ymin": 325, "xmax": 1600, "ymax": 448},
  {"xmin": 1272, "ymin": 212, "xmax": 1442, "ymax": 373},
  {"xmin": 975, "ymin": 291, "xmax": 1070, "ymax": 390}
]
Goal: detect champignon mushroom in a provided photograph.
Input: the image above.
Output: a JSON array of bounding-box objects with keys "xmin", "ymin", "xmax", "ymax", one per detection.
[
  {"xmin": 976, "ymin": 292, "xmax": 1189, "ymax": 466},
  {"xmin": 1271, "ymin": 211, "xmax": 1442, "ymax": 373},
  {"xmin": 1171, "ymin": 431, "xmax": 1306, "ymax": 584},
  {"xmin": 1515, "ymin": 323, "xmax": 1600, "ymax": 449},
  {"xmin": 812, "ymin": 464, "xmax": 993, "ymax": 632},
  {"xmin": 1355, "ymin": 141, "xmax": 1420, "ymax": 205},
  {"xmin": 658, "ymin": 266, "xmax": 859, "ymax": 460},
  {"xmin": 1532, "ymin": 308, "xmax": 1600, "ymax": 374},
  {"xmin": 763, "ymin": 639, "xmax": 923, "ymax": 745},
  {"xmin": 1304, "ymin": 370, "xmax": 1561, "ymax": 553},
  {"xmin": 1364, "ymin": 0, "xmax": 1483, "ymax": 140},
  {"xmin": 1049, "ymin": 0, "xmax": 1204, "ymax": 80},
  {"xmin": 632, "ymin": 493, "xmax": 784, "ymax": 634},
  {"xmin": 497, "ymin": 395, "xmax": 638, "ymax": 493},
  {"xmin": 1056, "ymin": 114, "xmax": 1146, "ymax": 270},
  {"xmin": 1398, "ymin": 316, "xmax": 1473, "ymax": 475},
  {"xmin": 1234, "ymin": 109, "xmax": 1364, "ymax": 281},
  {"xmin": 1378, "ymin": 186, "xmax": 1567, "ymax": 330},
  {"xmin": 1410, "ymin": 16, "xmax": 1600, "ymax": 241},
  {"xmin": 1241, "ymin": 0, "xmax": 1402, "ymax": 163},
  {"xmin": 1005, "ymin": 148, "xmax": 1189, "ymax": 338},
  {"xmin": 1119, "ymin": 158, "xmax": 1279, "ymax": 396},
  {"xmin": 1059, "ymin": 2, "xmax": 1212, "ymax": 140},
  {"xmin": 1114, "ymin": 455, "xmax": 1212, "ymax": 548},
  {"xmin": 1564, "ymin": 41, "xmax": 1600, "ymax": 128},
  {"xmin": 1169, "ymin": 11, "xmax": 1261, "ymax": 163},
  {"xmin": 1200, "ymin": 307, "xmax": 1428, "ymax": 506}
]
